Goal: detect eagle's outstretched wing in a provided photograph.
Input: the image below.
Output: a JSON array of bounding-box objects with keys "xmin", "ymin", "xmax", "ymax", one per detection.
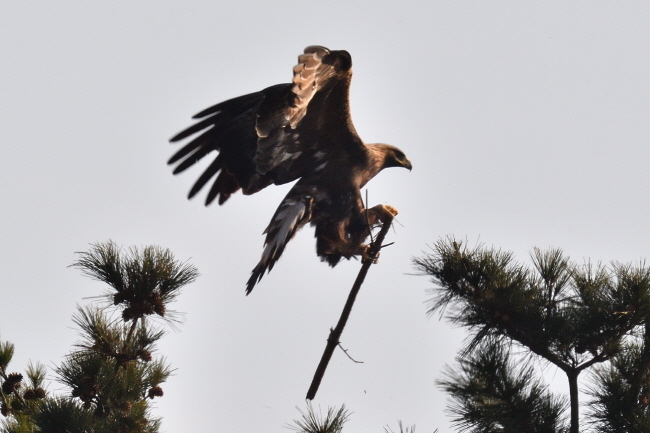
[{"xmin": 168, "ymin": 46, "xmax": 358, "ymax": 205}]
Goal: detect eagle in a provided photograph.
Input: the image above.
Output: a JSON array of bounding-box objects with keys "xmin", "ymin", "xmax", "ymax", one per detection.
[{"xmin": 168, "ymin": 46, "xmax": 412, "ymax": 294}]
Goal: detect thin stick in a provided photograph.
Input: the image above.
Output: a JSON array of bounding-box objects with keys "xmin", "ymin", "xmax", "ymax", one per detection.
[
  {"xmin": 306, "ymin": 214, "xmax": 394, "ymax": 400},
  {"xmin": 337, "ymin": 343, "xmax": 364, "ymax": 364},
  {"xmin": 364, "ymin": 190, "xmax": 375, "ymax": 245}
]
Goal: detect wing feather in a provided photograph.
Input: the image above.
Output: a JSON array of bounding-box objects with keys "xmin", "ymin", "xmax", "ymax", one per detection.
[
  {"xmin": 245, "ymin": 184, "xmax": 319, "ymax": 294},
  {"xmin": 169, "ymin": 47, "xmax": 357, "ymax": 205},
  {"xmin": 208, "ymin": 171, "xmax": 239, "ymax": 205},
  {"xmin": 169, "ymin": 116, "xmax": 217, "ymax": 142},
  {"xmin": 167, "ymin": 133, "xmax": 211, "ymax": 166},
  {"xmin": 168, "ymin": 90, "xmax": 267, "ymax": 204},
  {"xmin": 188, "ymin": 155, "xmax": 222, "ymax": 199},
  {"xmin": 287, "ymin": 45, "xmax": 333, "ymax": 129},
  {"xmin": 252, "ymin": 46, "xmax": 356, "ymax": 180},
  {"xmin": 171, "ymin": 143, "xmax": 216, "ymax": 175},
  {"xmin": 191, "ymin": 91, "xmax": 263, "ymax": 119}
]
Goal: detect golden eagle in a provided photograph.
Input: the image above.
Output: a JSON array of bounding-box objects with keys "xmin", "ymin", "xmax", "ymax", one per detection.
[{"xmin": 169, "ymin": 46, "xmax": 412, "ymax": 294}]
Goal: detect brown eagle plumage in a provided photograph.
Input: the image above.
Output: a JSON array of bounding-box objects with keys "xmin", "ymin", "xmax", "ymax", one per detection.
[{"xmin": 168, "ymin": 46, "xmax": 412, "ymax": 294}]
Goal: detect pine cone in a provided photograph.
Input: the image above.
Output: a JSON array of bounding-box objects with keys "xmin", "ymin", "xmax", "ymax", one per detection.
[
  {"xmin": 1, "ymin": 382, "xmax": 13, "ymax": 395},
  {"xmin": 20, "ymin": 388, "xmax": 43, "ymax": 401},
  {"xmin": 2, "ymin": 372, "xmax": 23, "ymax": 394},
  {"xmin": 137, "ymin": 349, "xmax": 152, "ymax": 362},
  {"xmin": 113, "ymin": 293, "xmax": 124, "ymax": 305},
  {"xmin": 153, "ymin": 302, "xmax": 166, "ymax": 317},
  {"xmin": 147, "ymin": 386, "xmax": 163, "ymax": 399},
  {"xmin": 149, "ymin": 293, "xmax": 166, "ymax": 317},
  {"xmin": 7, "ymin": 372, "xmax": 23, "ymax": 382}
]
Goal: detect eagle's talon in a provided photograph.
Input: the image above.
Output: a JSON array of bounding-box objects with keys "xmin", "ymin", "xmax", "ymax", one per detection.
[
  {"xmin": 360, "ymin": 244, "xmax": 380, "ymax": 264},
  {"xmin": 366, "ymin": 204, "xmax": 399, "ymax": 226},
  {"xmin": 378, "ymin": 204, "xmax": 398, "ymax": 221}
]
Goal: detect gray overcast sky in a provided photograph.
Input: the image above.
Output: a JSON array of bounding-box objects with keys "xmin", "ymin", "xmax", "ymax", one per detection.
[{"xmin": 2, "ymin": 2, "xmax": 649, "ymax": 432}]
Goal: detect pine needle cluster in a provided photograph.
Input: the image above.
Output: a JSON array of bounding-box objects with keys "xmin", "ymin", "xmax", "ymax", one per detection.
[
  {"xmin": 414, "ymin": 237, "xmax": 650, "ymax": 433},
  {"xmin": 586, "ymin": 327, "xmax": 650, "ymax": 432},
  {"xmin": 290, "ymin": 403, "xmax": 351, "ymax": 433},
  {"xmin": 438, "ymin": 340, "xmax": 567, "ymax": 433},
  {"xmin": 72, "ymin": 241, "xmax": 198, "ymax": 323}
]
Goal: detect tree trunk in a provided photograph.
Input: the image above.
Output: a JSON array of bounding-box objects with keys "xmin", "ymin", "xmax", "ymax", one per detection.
[{"xmin": 567, "ymin": 369, "xmax": 580, "ymax": 433}]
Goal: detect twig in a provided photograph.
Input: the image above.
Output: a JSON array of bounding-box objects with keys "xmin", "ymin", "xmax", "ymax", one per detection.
[
  {"xmin": 364, "ymin": 190, "xmax": 375, "ymax": 245},
  {"xmin": 337, "ymin": 343, "xmax": 364, "ymax": 364},
  {"xmin": 306, "ymin": 214, "xmax": 394, "ymax": 400}
]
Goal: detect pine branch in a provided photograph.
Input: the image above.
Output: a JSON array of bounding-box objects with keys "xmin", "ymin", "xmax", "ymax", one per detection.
[
  {"xmin": 72, "ymin": 241, "xmax": 199, "ymax": 323},
  {"xmin": 438, "ymin": 340, "xmax": 568, "ymax": 433}
]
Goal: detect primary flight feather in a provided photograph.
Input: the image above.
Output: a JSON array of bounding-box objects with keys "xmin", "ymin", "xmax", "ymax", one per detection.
[{"xmin": 169, "ymin": 46, "xmax": 412, "ymax": 294}]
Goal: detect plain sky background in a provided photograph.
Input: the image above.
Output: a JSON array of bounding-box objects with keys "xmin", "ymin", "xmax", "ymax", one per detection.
[{"xmin": 2, "ymin": 2, "xmax": 650, "ymax": 432}]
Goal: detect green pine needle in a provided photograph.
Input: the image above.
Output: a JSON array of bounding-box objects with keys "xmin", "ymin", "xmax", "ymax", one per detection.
[
  {"xmin": 0, "ymin": 340, "xmax": 15, "ymax": 372},
  {"xmin": 290, "ymin": 403, "xmax": 350, "ymax": 433},
  {"xmin": 72, "ymin": 241, "xmax": 199, "ymax": 322}
]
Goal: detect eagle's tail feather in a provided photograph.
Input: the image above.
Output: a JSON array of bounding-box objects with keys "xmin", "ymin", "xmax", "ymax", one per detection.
[
  {"xmin": 246, "ymin": 263, "xmax": 266, "ymax": 295},
  {"xmin": 244, "ymin": 191, "xmax": 314, "ymax": 294}
]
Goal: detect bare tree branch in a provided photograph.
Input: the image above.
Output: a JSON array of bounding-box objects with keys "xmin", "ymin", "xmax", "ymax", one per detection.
[{"xmin": 306, "ymin": 214, "xmax": 394, "ymax": 400}]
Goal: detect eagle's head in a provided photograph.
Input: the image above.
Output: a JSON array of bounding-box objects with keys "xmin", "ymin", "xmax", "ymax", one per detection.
[{"xmin": 376, "ymin": 144, "xmax": 412, "ymax": 171}]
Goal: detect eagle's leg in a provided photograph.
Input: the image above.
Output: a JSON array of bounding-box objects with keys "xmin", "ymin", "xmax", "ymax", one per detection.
[
  {"xmin": 319, "ymin": 205, "xmax": 399, "ymax": 264},
  {"xmin": 359, "ymin": 204, "xmax": 399, "ymax": 263}
]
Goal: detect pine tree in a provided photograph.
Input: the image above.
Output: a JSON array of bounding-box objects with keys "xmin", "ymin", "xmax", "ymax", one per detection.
[
  {"xmin": 0, "ymin": 241, "xmax": 198, "ymax": 433},
  {"xmin": 414, "ymin": 237, "xmax": 650, "ymax": 433}
]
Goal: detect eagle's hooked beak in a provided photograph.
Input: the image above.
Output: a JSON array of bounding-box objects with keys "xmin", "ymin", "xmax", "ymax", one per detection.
[{"xmin": 402, "ymin": 158, "xmax": 413, "ymax": 171}]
